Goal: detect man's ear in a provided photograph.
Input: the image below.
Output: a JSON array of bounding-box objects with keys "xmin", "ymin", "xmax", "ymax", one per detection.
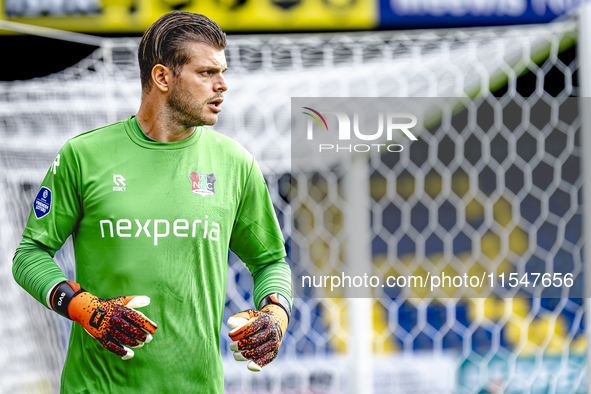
[{"xmin": 152, "ymin": 64, "xmax": 172, "ymax": 93}]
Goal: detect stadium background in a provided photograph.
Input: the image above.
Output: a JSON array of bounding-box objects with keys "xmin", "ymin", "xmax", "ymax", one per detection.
[{"xmin": 0, "ymin": 0, "xmax": 589, "ymax": 393}]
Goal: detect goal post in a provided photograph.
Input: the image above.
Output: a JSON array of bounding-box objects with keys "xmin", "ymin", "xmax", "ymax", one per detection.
[{"xmin": 344, "ymin": 154, "xmax": 374, "ymax": 394}]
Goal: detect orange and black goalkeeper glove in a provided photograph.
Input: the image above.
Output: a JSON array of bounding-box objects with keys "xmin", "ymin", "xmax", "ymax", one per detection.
[
  {"xmin": 49, "ymin": 281, "xmax": 158, "ymax": 360},
  {"xmin": 227, "ymin": 293, "xmax": 290, "ymax": 371}
]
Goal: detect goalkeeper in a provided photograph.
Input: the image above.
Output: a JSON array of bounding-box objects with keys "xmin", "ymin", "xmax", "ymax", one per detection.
[{"xmin": 12, "ymin": 11, "xmax": 291, "ymax": 394}]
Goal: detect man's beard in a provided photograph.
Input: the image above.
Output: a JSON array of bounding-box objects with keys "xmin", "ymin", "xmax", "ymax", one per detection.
[{"xmin": 166, "ymin": 83, "xmax": 210, "ymax": 127}]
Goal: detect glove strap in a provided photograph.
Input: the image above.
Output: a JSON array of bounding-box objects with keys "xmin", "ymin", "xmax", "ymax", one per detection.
[
  {"xmin": 258, "ymin": 292, "xmax": 291, "ymax": 323},
  {"xmin": 49, "ymin": 281, "xmax": 85, "ymax": 319}
]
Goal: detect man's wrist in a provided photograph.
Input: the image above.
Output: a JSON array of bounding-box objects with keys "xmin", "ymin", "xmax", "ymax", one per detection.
[
  {"xmin": 45, "ymin": 281, "xmax": 62, "ymax": 309},
  {"xmin": 49, "ymin": 281, "xmax": 85, "ymax": 319}
]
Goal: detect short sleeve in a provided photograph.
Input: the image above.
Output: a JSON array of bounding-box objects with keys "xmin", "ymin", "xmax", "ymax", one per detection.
[
  {"xmin": 22, "ymin": 140, "xmax": 82, "ymax": 251},
  {"xmin": 229, "ymin": 159, "xmax": 286, "ymax": 266}
]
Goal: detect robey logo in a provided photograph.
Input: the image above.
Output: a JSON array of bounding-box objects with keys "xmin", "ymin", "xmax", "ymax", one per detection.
[
  {"xmin": 113, "ymin": 174, "xmax": 126, "ymax": 192},
  {"xmin": 50, "ymin": 154, "xmax": 60, "ymax": 175},
  {"xmin": 302, "ymin": 107, "xmax": 418, "ymax": 153}
]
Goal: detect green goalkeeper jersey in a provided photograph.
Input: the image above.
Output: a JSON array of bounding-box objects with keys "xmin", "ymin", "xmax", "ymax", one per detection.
[{"xmin": 20, "ymin": 116, "xmax": 289, "ymax": 393}]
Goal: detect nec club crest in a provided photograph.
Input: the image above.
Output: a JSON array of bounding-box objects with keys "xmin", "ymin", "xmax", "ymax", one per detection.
[{"xmin": 189, "ymin": 171, "xmax": 216, "ymax": 196}]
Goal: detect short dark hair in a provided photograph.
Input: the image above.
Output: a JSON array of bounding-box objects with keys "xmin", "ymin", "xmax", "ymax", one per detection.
[{"xmin": 138, "ymin": 12, "xmax": 227, "ymax": 94}]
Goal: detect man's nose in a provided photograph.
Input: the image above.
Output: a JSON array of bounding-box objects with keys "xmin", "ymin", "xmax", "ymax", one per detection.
[{"xmin": 215, "ymin": 74, "xmax": 228, "ymax": 92}]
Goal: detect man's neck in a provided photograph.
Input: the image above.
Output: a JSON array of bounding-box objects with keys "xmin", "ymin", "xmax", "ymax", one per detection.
[{"xmin": 136, "ymin": 105, "xmax": 196, "ymax": 143}]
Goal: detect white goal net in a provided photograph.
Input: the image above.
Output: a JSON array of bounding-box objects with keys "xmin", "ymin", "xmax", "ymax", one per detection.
[{"xmin": 0, "ymin": 17, "xmax": 584, "ymax": 394}]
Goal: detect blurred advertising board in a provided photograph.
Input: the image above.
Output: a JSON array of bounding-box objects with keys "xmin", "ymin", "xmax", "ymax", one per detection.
[
  {"xmin": 1, "ymin": 0, "xmax": 375, "ymax": 33},
  {"xmin": 379, "ymin": 0, "xmax": 582, "ymax": 29},
  {"xmin": 1, "ymin": 0, "xmax": 584, "ymax": 33}
]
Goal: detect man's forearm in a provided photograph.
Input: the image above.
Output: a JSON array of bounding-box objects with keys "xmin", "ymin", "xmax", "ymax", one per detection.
[
  {"xmin": 13, "ymin": 236, "xmax": 68, "ymax": 307},
  {"xmin": 251, "ymin": 258, "xmax": 292, "ymax": 308}
]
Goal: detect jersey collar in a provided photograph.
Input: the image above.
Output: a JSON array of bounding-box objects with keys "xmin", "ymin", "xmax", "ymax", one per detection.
[{"xmin": 124, "ymin": 115, "xmax": 204, "ymax": 150}]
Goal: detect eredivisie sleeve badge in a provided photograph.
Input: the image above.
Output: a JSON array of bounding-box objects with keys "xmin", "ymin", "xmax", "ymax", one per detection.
[
  {"xmin": 188, "ymin": 171, "xmax": 217, "ymax": 196},
  {"xmin": 34, "ymin": 186, "xmax": 52, "ymax": 219}
]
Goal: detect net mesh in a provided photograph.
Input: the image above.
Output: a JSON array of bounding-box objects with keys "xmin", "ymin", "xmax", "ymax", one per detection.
[{"xmin": 0, "ymin": 19, "xmax": 584, "ymax": 393}]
